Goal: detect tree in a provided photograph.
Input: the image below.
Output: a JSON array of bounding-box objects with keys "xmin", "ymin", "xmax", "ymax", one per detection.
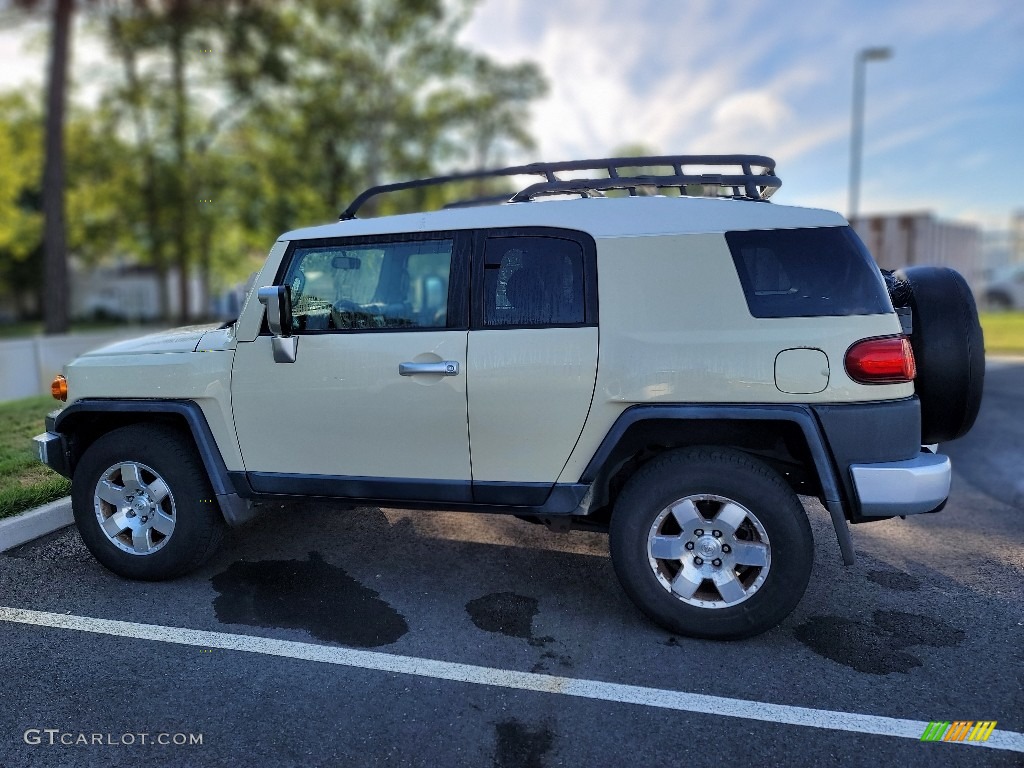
[
  {"xmin": 236, "ymin": 0, "xmax": 547, "ymax": 219},
  {"xmin": 11, "ymin": 0, "xmax": 76, "ymax": 333},
  {"xmin": 5, "ymin": 0, "xmax": 548, "ymax": 325},
  {"xmin": 98, "ymin": 0, "xmax": 291, "ymax": 322},
  {"xmin": 41, "ymin": 0, "xmax": 73, "ymax": 333},
  {"xmin": 0, "ymin": 93, "xmax": 44, "ymax": 317}
]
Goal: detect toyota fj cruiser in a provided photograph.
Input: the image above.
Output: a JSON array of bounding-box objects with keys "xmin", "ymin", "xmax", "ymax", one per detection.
[{"xmin": 35, "ymin": 155, "xmax": 985, "ymax": 639}]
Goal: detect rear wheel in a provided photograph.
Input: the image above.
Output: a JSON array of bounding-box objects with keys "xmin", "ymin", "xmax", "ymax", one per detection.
[
  {"xmin": 610, "ymin": 447, "xmax": 813, "ymax": 640},
  {"xmin": 72, "ymin": 424, "xmax": 225, "ymax": 580}
]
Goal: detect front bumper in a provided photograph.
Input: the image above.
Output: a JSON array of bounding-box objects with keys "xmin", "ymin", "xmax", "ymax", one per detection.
[
  {"xmin": 33, "ymin": 431, "xmax": 70, "ymax": 479},
  {"xmin": 850, "ymin": 451, "xmax": 951, "ymax": 517}
]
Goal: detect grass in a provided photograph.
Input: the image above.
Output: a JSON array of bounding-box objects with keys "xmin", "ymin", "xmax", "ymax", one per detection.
[
  {"xmin": 0, "ymin": 396, "xmax": 71, "ymax": 521},
  {"xmin": 980, "ymin": 312, "xmax": 1024, "ymax": 356}
]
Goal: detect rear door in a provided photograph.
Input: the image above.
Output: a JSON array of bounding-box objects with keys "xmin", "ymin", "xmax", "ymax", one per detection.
[{"xmin": 467, "ymin": 228, "xmax": 599, "ymax": 504}]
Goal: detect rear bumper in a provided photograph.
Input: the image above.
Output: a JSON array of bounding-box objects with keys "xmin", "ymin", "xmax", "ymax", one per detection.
[{"xmin": 850, "ymin": 452, "xmax": 951, "ymax": 517}]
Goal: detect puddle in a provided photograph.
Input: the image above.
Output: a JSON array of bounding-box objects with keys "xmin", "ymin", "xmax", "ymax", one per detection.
[
  {"xmin": 494, "ymin": 719, "xmax": 554, "ymax": 768},
  {"xmin": 211, "ymin": 551, "xmax": 408, "ymax": 647},
  {"xmin": 794, "ymin": 610, "xmax": 965, "ymax": 674},
  {"xmin": 530, "ymin": 649, "xmax": 574, "ymax": 674},
  {"xmin": 465, "ymin": 592, "xmax": 552, "ymax": 647}
]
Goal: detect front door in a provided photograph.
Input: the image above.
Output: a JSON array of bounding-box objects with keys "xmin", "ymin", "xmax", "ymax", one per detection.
[{"xmin": 232, "ymin": 232, "xmax": 472, "ymax": 502}]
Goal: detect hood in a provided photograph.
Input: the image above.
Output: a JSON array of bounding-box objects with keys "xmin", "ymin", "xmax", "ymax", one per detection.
[{"xmin": 80, "ymin": 324, "xmax": 221, "ymax": 357}]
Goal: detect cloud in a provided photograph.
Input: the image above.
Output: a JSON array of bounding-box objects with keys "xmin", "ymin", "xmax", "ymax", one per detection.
[{"xmin": 459, "ymin": 0, "xmax": 1024, "ymax": 229}]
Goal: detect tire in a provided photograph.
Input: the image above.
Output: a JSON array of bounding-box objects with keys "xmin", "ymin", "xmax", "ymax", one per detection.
[
  {"xmin": 894, "ymin": 266, "xmax": 985, "ymax": 444},
  {"xmin": 609, "ymin": 447, "xmax": 813, "ymax": 640},
  {"xmin": 72, "ymin": 424, "xmax": 225, "ymax": 580}
]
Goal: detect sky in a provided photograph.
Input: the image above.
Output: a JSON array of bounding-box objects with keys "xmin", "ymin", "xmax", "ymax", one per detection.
[
  {"xmin": 0, "ymin": 0, "xmax": 1021, "ymax": 232},
  {"xmin": 457, "ymin": 0, "xmax": 1024, "ymax": 231}
]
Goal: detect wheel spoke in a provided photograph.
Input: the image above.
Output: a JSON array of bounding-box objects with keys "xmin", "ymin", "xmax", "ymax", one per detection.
[
  {"xmin": 731, "ymin": 541, "xmax": 769, "ymax": 567},
  {"xmin": 96, "ymin": 480, "xmax": 127, "ymax": 507},
  {"xmin": 120, "ymin": 463, "xmax": 144, "ymax": 492},
  {"xmin": 650, "ymin": 535, "xmax": 685, "ymax": 560},
  {"xmin": 147, "ymin": 477, "xmax": 170, "ymax": 503},
  {"xmin": 713, "ymin": 502, "xmax": 748, "ymax": 537},
  {"xmin": 101, "ymin": 510, "xmax": 131, "ymax": 538},
  {"xmin": 670, "ymin": 565, "xmax": 703, "ymax": 599},
  {"xmin": 131, "ymin": 527, "xmax": 153, "ymax": 553},
  {"xmin": 668, "ymin": 499, "xmax": 703, "ymax": 531},
  {"xmin": 151, "ymin": 511, "xmax": 175, "ymax": 536},
  {"xmin": 712, "ymin": 570, "xmax": 746, "ymax": 603}
]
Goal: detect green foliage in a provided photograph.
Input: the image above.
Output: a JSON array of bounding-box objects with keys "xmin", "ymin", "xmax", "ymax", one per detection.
[
  {"xmin": 0, "ymin": 92, "xmax": 43, "ymax": 261},
  {"xmin": 0, "ymin": 396, "xmax": 71, "ymax": 520},
  {"xmin": 1, "ymin": 0, "xmax": 548, "ymax": 321}
]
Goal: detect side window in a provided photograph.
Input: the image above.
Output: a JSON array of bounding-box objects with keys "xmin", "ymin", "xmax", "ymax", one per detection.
[
  {"xmin": 483, "ymin": 236, "xmax": 585, "ymax": 327},
  {"xmin": 725, "ymin": 227, "xmax": 891, "ymax": 318},
  {"xmin": 283, "ymin": 239, "xmax": 452, "ymax": 331}
]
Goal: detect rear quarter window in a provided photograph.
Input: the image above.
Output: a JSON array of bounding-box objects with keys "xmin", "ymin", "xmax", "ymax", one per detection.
[{"xmin": 725, "ymin": 226, "xmax": 891, "ymax": 318}]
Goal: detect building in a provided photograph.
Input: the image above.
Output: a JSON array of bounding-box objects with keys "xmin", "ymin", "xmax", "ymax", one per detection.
[
  {"xmin": 70, "ymin": 259, "xmax": 204, "ymax": 322},
  {"xmin": 849, "ymin": 212, "xmax": 983, "ymax": 288}
]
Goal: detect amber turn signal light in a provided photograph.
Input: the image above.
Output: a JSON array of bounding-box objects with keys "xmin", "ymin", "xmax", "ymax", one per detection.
[{"xmin": 51, "ymin": 374, "xmax": 68, "ymax": 401}]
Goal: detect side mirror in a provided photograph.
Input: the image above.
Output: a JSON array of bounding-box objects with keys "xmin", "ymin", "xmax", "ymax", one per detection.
[
  {"xmin": 257, "ymin": 286, "xmax": 297, "ymax": 363},
  {"xmin": 257, "ymin": 285, "xmax": 292, "ymax": 336}
]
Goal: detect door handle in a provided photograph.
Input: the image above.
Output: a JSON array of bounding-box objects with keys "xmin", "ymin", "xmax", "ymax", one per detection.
[{"xmin": 399, "ymin": 361, "xmax": 460, "ymax": 376}]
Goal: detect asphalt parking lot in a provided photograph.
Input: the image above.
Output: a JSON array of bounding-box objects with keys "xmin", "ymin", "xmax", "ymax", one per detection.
[{"xmin": 1, "ymin": 362, "xmax": 1021, "ymax": 767}]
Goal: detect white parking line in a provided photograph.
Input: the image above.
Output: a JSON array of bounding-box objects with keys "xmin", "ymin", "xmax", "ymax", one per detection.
[{"xmin": 2, "ymin": 606, "xmax": 1021, "ymax": 753}]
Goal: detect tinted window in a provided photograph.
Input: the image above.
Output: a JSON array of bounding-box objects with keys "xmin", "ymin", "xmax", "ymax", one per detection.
[
  {"xmin": 725, "ymin": 227, "xmax": 891, "ymax": 318},
  {"xmin": 483, "ymin": 236, "xmax": 585, "ymax": 327},
  {"xmin": 283, "ymin": 239, "xmax": 452, "ymax": 331}
]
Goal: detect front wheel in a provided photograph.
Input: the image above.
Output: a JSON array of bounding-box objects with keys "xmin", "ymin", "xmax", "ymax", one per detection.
[
  {"xmin": 609, "ymin": 447, "xmax": 813, "ymax": 640},
  {"xmin": 72, "ymin": 424, "xmax": 225, "ymax": 580}
]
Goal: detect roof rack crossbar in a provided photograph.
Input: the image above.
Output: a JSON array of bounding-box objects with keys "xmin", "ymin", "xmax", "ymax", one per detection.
[
  {"xmin": 338, "ymin": 154, "xmax": 779, "ymax": 219},
  {"xmin": 508, "ymin": 174, "xmax": 781, "ymax": 203}
]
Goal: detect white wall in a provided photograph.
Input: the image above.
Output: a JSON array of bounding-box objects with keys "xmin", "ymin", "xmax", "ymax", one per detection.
[{"xmin": 0, "ymin": 331, "xmax": 142, "ymax": 402}]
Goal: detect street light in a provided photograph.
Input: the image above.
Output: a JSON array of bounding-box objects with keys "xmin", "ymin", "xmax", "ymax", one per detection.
[{"xmin": 847, "ymin": 46, "xmax": 893, "ymax": 221}]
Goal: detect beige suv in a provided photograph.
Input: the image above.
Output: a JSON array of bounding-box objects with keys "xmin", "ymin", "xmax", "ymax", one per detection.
[{"xmin": 35, "ymin": 155, "xmax": 985, "ymax": 639}]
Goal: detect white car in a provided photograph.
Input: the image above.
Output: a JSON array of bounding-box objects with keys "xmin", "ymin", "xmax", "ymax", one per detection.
[
  {"xmin": 35, "ymin": 155, "xmax": 985, "ymax": 639},
  {"xmin": 983, "ymin": 263, "xmax": 1024, "ymax": 310}
]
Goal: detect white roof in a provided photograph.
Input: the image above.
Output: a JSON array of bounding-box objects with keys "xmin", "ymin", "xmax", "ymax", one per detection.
[{"xmin": 279, "ymin": 195, "xmax": 847, "ymax": 243}]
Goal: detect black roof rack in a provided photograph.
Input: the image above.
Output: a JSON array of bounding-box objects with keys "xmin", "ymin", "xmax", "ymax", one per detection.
[{"xmin": 338, "ymin": 154, "xmax": 780, "ymax": 220}]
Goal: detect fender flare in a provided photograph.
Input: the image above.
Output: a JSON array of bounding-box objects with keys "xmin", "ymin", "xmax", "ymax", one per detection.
[
  {"xmin": 581, "ymin": 404, "xmax": 857, "ymax": 565},
  {"xmin": 53, "ymin": 399, "xmax": 255, "ymax": 526}
]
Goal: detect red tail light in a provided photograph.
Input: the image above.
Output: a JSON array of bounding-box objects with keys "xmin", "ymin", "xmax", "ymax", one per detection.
[{"xmin": 845, "ymin": 336, "xmax": 916, "ymax": 384}]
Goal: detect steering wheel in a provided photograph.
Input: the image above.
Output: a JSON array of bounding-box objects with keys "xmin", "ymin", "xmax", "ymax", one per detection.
[
  {"xmin": 331, "ymin": 299, "xmax": 361, "ymax": 329},
  {"xmin": 332, "ymin": 300, "xmax": 385, "ymax": 329}
]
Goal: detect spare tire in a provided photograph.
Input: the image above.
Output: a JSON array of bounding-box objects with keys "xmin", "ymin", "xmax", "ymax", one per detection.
[{"xmin": 892, "ymin": 266, "xmax": 984, "ymax": 444}]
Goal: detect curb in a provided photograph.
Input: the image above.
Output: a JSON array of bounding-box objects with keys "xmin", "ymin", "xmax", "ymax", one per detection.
[{"xmin": 0, "ymin": 497, "xmax": 73, "ymax": 553}]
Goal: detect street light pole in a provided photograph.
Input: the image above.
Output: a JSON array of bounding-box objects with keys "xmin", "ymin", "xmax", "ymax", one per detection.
[{"xmin": 848, "ymin": 46, "xmax": 892, "ymax": 221}]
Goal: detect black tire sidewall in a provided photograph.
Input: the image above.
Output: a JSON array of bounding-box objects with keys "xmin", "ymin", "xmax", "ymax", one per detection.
[
  {"xmin": 72, "ymin": 424, "xmax": 223, "ymax": 580},
  {"xmin": 610, "ymin": 447, "xmax": 813, "ymax": 640},
  {"xmin": 895, "ymin": 266, "xmax": 985, "ymax": 444}
]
